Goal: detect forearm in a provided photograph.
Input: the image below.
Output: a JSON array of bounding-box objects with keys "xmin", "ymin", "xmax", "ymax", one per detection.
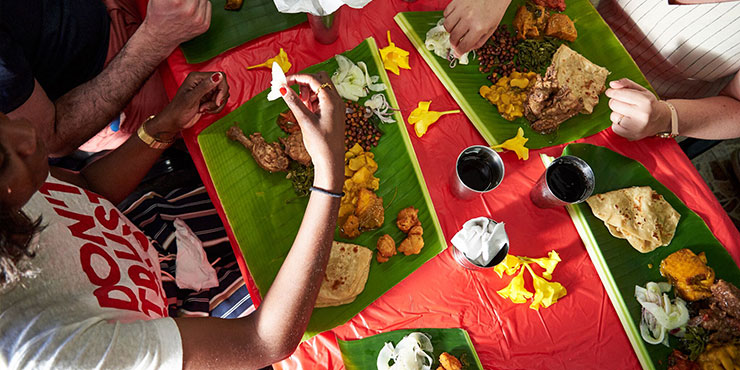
[
  {"xmin": 667, "ymin": 96, "xmax": 740, "ymax": 140},
  {"xmin": 50, "ymin": 23, "xmax": 174, "ymax": 155}
]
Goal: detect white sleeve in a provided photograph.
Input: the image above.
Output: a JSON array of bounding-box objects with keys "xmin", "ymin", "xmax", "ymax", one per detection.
[{"xmin": 6, "ymin": 316, "xmax": 183, "ymax": 370}]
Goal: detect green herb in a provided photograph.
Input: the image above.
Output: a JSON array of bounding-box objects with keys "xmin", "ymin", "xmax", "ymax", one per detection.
[
  {"xmin": 286, "ymin": 162, "xmax": 314, "ymax": 197},
  {"xmin": 678, "ymin": 326, "xmax": 708, "ymax": 361},
  {"xmin": 515, "ymin": 37, "xmax": 560, "ymax": 75}
]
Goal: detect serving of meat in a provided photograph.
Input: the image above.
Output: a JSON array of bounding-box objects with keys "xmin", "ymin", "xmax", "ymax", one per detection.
[
  {"xmin": 667, "ymin": 350, "xmax": 700, "ymax": 370},
  {"xmin": 279, "ymin": 131, "xmax": 311, "ymax": 166},
  {"xmin": 276, "ymin": 109, "xmax": 301, "ymax": 134},
  {"xmin": 376, "ymin": 234, "xmax": 396, "ymax": 263},
  {"xmin": 710, "ymin": 280, "xmax": 740, "ymax": 319},
  {"xmin": 513, "ymin": 5, "xmax": 547, "ymax": 40},
  {"xmin": 545, "ymin": 14, "xmax": 577, "ymax": 42},
  {"xmin": 660, "ymin": 249, "xmax": 715, "ymax": 301},
  {"xmin": 525, "ymin": 68, "xmax": 583, "ymax": 134},
  {"xmin": 227, "ymin": 126, "xmax": 289, "ymax": 172},
  {"xmin": 398, "ymin": 234, "xmax": 424, "ymax": 256}
]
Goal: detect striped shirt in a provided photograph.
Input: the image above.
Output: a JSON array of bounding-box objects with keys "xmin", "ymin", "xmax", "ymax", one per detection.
[{"xmin": 596, "ymin": 0, "xmax": 740, "ymax": 99}]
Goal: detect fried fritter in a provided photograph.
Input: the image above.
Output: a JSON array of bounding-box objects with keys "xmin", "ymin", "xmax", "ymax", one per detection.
[
  {"xmin": 513, "ymin": 5, "xmax": 547, "ymax": 40},
  {"xmin": 545, "ymin": 13, "xmax": 577, "ymax": 42},
  {"xmin": 398, "ymin": 234, "xmax": 424, "ymax": 256},
  {"xmin": 341, "ymin": 215, "xmax": 361, "ymax": 239},
  {"xmin": 224, "ymin": 0, "xmax": 243, "ymax": 10},
  {"xmin": 356, "ymin": 189, "xmax": 384, "ymax": 230},
  {"xmin": 280, "ymin": 131, "xmax": 311, "ymax": 166},
  {"xmin": 227, "ymin": 126, "xmax": 289, "ymax": 172},
  {"xmin": 397, "ymin": 207, "xmax": 420, "ymax": 233},
  {"xmin": 660, "ymin": 248, "xmax": 715, "ymax": 301},
  {"xmin": 439, "ymin": 352, "xmax": 462, "ymax": 370},
  {"xmin": 376, "ymin": 234, "xmax": 396, "ymax": 263},
  {"xmin": 408, "ymin": 224, "xmax": 423, "ymax": 236}
]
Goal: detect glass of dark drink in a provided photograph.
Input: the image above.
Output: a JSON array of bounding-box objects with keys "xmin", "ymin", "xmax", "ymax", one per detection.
[
  {"xmin": 452, "ymin": 145, "xmax": 505, "ymax": 200},
  {"xmin": 530, "ymin": 155, "xmax": 595, "ymax": 208}
]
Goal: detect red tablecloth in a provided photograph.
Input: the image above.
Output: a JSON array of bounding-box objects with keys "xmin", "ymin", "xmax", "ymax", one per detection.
[{"xmin": 137, "ymin": 0, "xmax": 740, "ymax": 368}]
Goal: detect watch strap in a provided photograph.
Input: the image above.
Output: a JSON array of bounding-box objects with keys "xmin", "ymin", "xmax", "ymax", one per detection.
[
  {"xmin": 656, "ymin": 101, "xmax": 679, "ymax": 138},
  {"xmin": 137, "ymin": 115, "xmax": 175, "ymax": 149}
]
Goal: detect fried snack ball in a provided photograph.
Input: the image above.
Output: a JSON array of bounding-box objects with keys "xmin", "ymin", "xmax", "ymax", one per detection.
[
  {"xmin": 376, "ymin": 234, "xmax": 397, "ymax": 263},
  {"xmin": 398, "ymin": 234, "xmax": 424, "ymax": 256},
  {"xmin": 408, "ymin": 224, "xmax": 423, "ymax": 236},
  {"xmin": 439, "ymin": 352, "xmax": 462, "ymax": 370},
  {"xmin": 341, "ymin": 215, "xmax": 361, "ymax": 239},
  {"xmin": 397, "ymin": 206, "xmax": 420, "ymax": 233}
]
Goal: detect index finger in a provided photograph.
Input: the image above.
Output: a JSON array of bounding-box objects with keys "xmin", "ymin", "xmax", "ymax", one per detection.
[
  {"xmin": 286, "ymin": 73, "xmax": 326, "ymax": 94},
  {"xmin": 604, "ymin": 88, "xmax": 645, "ymax": 106}
]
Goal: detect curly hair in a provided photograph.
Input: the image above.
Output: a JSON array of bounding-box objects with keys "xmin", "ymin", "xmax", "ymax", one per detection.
[{"xmin": 0, "ymin": 208, "xmax": 42, "ymax": 292}]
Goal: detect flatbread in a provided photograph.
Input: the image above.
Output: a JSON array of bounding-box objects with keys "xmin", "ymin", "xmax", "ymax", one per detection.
[
  {"xmin": 586, "ymin": 186, "xmax": 680, "ymax": 253},
  {"xmin": 315, "ymin": 241, "xmax": 373, "ymax": 308},
  {"xmin": 550, "ymin": 44, "xmax": 609, "ymax": 114}
]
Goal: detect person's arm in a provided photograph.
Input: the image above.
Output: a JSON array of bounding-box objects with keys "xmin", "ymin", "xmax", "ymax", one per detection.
[
  {"xmin": 444, "ymin": 0, "xmax": 511, "ymax": 57},
  {"xmin": 51, "ymin": 72, "xmax": 228, "ymax": 204},
  {"xmin": 16, "ymin": 0, "xmax": 212, "ymax": 156},
  {"xmin": 606, "ymin": 72, "xmax": 740, "ymax": 140},
  {"xmin": 175, "ymin": 72, "xmax": 347, "ymax": 369}
]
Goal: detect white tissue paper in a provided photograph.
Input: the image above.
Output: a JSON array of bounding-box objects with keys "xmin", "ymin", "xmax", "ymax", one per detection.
[
  {"xmin": 174, "ymin": 218, "xmax": 219, "ymax": 291},
  {"xmin": 451, "ymin": 217, "xmax": 508, "ymax": 266},
  {"xmin": 273, "ymin": 0, "xmax": 372, "ymax": 16}
]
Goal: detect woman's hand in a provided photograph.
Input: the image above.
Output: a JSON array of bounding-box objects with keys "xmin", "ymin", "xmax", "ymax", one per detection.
[
  {"xmin": 149, "ymin": 71, "xmax": 230, "ymax": 139},
  {"xmin": 606, "ymin": 78, "xmax": 671, "ymax": 141},
  {"xmin": 444, "ymin": 0, "xmax": 510, "ymax": 57},
  {"xmin": 281, "ymin": 72, "xmax": 346, "ymax": 191}
]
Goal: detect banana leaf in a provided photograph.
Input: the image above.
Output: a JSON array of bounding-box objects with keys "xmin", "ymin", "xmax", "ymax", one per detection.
[
  {"xmin": 338, "ymin": 328, "xmax": 483, "ymax": 370},
  {"xmin": 394, "ymin": 0, "xmax": 653, "ymax": 149},
  {"xmin": 548, "ymin": 143, "xmax": 740, "ymax": 370},
  {"xmin": 197, "ymin": 38, "xmax": 446, "ymax": 339},
  {"xmin": 179, "ymin": 0, "xmax": 306, "ymax": 64}
]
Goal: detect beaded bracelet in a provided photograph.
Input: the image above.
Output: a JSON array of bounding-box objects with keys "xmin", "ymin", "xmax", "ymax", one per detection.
[{"xmin": 309, "ymin": 186, "xmax": 345, "ymax": 198}]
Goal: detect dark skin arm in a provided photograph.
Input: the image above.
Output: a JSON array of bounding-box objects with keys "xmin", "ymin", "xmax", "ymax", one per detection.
[{"xmin": 51, "ymin": 72, "xmax": 228, "ymax": 204}]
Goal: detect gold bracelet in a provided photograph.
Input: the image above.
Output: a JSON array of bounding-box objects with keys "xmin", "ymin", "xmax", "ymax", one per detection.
[{"xmin": 137, "ymin": 115, "xmax": 175, "ymax": 149}]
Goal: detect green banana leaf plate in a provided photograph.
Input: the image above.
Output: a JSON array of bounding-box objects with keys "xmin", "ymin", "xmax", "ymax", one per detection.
[
  {"xmin": 338, "ymin": 328, "xmax": 484, "ymax": 370},
  {"xmin": 394, "ymin": 0, "xmax": 653, "ymax": 149},
  {"xmin": 197, "ymin": 37, "xmax": 446, "ymax": 339},
  {"xmin": 179, "ymin": 0, "xmax": 306, "ymax": 64},
  {"xmin": 550, "ymin": 143, "xmax": 740, "ymax": 370}
]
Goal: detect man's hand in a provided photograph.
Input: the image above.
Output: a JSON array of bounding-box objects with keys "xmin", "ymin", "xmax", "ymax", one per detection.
[
  {"xmin": 605, "ymin": 78, "xmax": 671, "ymax": 141},
  {"xmin": 444, "ymin": 0, "xmax": 511, "ymax": 57},
  {"xmin": 141, "ymin": 0, "xmax": 212, "ymax": 51}
]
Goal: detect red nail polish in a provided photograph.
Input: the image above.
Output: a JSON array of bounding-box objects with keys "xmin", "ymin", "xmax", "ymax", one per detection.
[
  {"xmin": 280, "ymin": 87, "xmax": 287, "ymax": 96},
  {"xmin": 211, "ymin": 73, "xmax": 221, "ymax": 83}
]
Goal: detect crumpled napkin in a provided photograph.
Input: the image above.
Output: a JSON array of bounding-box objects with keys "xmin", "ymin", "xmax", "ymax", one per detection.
[
  {"xmin": 273, "ymin": 0, "xmax": 372, "ymax": 16},
  {"xmin": 451, "ymin": 217, "xmax": 508, "ymax": 266},
  {"xmin": 174, "ymin": 219, "xmax": 219, "ymax": 291}
]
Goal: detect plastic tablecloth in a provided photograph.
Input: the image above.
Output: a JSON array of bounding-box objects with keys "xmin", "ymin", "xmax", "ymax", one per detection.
[{"xmin": 135, "ymin": 0, "xmax": 740, "ymax": 368}]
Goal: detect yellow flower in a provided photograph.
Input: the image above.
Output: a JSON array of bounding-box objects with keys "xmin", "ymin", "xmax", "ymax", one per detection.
[
  {"xmin": 521, "ymin": 250, "xmax": 561, "ymax": 280},
  {"xmin": 247, "ymin": 48, "xmax": 292, "ymax": 73},
  {"xmin": 525, "ymin": 264, "xmax": 567, "ymax": 310},
  {"xmin": 496, "ymin": 267, "xmax": 533, "ymax": 304},
  {"xmin": 380, "ymin": 31, "xmax": 411, "ymax": 75},
  {"xmin": 491, "ymin": 127, "xmax": 529, "ymax": 160},
  {"xmin": 408, "ymin": 101, "xmax": 460, "ymax": 138},
  {"xmin": 494, "ymin": 254, "xmax": 522, "ymax": 278}
]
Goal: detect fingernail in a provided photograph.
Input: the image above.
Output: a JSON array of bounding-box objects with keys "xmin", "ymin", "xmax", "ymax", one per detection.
[
  {"xmin": 211, "ymin": 72, "xmax": 221, "ymax": 83},
  {"xmin": 280, "ymin": 87, "xmax": 287, "ymax": 96}
]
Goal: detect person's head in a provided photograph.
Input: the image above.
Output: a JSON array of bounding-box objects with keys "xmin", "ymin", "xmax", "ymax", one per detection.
[{"xmin": 0, "ymin": 112, "xmax": 49, "ymax": 291}]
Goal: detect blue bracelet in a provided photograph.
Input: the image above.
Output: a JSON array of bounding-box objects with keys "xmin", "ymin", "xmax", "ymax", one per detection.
[{"xmin": 309, "ymin": 186, "xmax": 344, "ymax": 198}]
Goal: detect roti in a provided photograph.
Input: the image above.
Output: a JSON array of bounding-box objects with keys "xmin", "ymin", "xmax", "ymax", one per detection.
[
  {"xmin": 315, "ymin": 241, "xmax": 373, "ymax": 308},
  {"xmin": 586, "ymin": 186, "xmax": 680, "ymax": 253},
  {"xmin": 550, "ymin": 44, "xmax": 609, "ymax": 114}
]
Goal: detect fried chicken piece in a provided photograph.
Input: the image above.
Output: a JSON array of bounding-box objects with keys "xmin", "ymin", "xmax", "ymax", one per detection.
[
  {"xmin": 356, "ymin": 189, "xmax": 384, "ymax": 230},
  {"xmin": 224, "ymin": 0, "xmax": 243, "ymax": 10},
  {"xmin": 545, "ymin": 13, "xmax": 577, "ymax": 42},
  {"xmin": 398, "ymin": 234, "xmax": 424, "ymax": 256},
  {"xmin": 376, "ymin": 234, "xmax": 396, "ymax": 263},
  {"xmin": 279, "ymin": 131, "xmax": 312, "ymax": 166},
  {"xmin": 525, "ymin": 68, "xmax": 583, "ymax": 134},
  {"xmin": 397, "ymin": 207, "xmax": 420, "ymax": 233},
  {"xmin": 513, "ymin": 5, "xmax": 547, "ymax": 40},
  {"xmin": 660, "ymin": 249, "xmax": 715, "ymax": 301},
  {"xmin": 341, "ymin": 215, "xmax": 361, "ymax": 239},
  {"xmin": 227, "ymin": 126, "xmax": 289, "ymax": 172},
  {"xmin": 276, "ymin": 109, "xmax": 301, "ymax": 134},
  {"xmin": 439, "ymin": 352, "xmax": 462, "ymax": 370}
]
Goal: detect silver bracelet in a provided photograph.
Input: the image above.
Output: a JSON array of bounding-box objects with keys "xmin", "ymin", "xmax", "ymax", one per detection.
[{"xmin": 309, "ymin": 186, "xmax": 344, "ymax": 198}]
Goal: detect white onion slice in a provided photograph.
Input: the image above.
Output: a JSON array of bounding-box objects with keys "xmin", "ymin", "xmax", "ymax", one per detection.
[
  {"xmin": 364, "ymin": 94, "xmax": 396, "ymax": 123},
  {"xmin": 376, "ymin": 332, "xmax": 433, "ymax": 370},
  {"xmin": 635, "ymin": 282, "xmax": 689, "ymax": 347},
  {"xmin": 424, "ymin": 18, "xmax": 470, "ymax": 66}
]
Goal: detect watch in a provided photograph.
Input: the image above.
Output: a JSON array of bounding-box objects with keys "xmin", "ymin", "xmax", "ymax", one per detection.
[
  {"xmin": 656, "ymin": 101, "xmax": 679, "ymax": 139},
  {"xmin": 137, "ymin": 115, "xmax": 175, "ymax": 149}
]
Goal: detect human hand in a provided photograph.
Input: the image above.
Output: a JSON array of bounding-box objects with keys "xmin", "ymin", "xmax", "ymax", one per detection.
[
  {"xmin": 605, "ymin": 78, "xmax": 671, "ymax": 141},
  {"xmin": 142, "ymin": 0, "xmax": 211, "ymax": 50},
  {"xmin": 281, "ymin": 72, "xmax": 346, "ymax": 190},
  {"xmin": 150, "ymin": 72, "xmax": 229, "ymax": 138},
  {"xmin": 444, "ymin": 0, "xmax": 510, "ymax": 57}
]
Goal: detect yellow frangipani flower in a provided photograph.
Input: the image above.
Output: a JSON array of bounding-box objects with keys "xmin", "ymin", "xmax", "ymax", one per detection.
[
  {"xmin": 496, "ymin": 267, "xmax": 533, "ymax": 304},
  {"xmin": 525, "ymin": 264, "xmax": 567, "ymax": 310},
  {"xmin": 408, "ymin": 101, "xmax": 460, "ymax": 138},
  {"xmin": 380, "ymin": 31, "xmax": 411, "ymax": 75},
  {"xmin": 247, "ymin": 48, "xmax": 292, "ymax": 73},
  {"xmin": 494, "ymin": 254, "xmax": 522, "ymax": 278},
  {"xmin": 520, "ymin": 250, "xmax": 562, "ymax": 280},
  {"xmin": 491, "ymin": 127, "xmax": 529, "ymax": 160}
]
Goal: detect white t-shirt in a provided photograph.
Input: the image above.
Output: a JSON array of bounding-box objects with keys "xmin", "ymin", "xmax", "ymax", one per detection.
[
  {"xmin": 597, "ymin": 0, "xmax": 740, "ymax": 99},
  {"xmin": 0, "ymin": 175, "xmax": 183, "ymax": 370}
]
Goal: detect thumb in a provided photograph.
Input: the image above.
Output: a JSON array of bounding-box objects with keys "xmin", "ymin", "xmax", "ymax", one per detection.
[
  {"xmin": 281, "ymin": 86, "xmax": 314, "ymax": 124},
  {"xmin": 189, "ymin": 72, "xmax": 222, "ymax": 101}
]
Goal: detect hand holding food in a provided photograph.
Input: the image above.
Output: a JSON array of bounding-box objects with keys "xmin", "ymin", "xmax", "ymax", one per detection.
[
  {"xmin": 606, "ymin": 78, "xmax": 671, "ymax": 141},
  {"xmin": 142, "ymin": 0, "xmax": 212, "ymax": 49},
  {"xmin": 443, "ymin": 0, "xmax": 510, "ymax": 57}
]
